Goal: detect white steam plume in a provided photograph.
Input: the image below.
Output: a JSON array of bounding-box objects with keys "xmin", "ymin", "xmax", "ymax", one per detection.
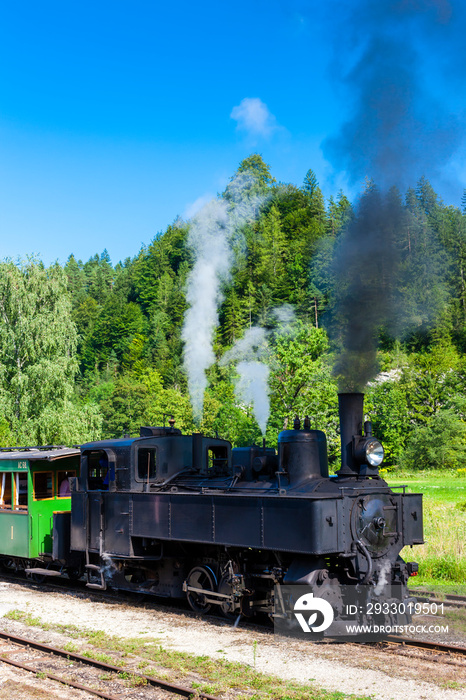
[
  {"xmin": 235, "ymin": 361, "xmax": 270, "ymax": 436},
  {"xmin": 220, "ymin": 326, "xmax": 268, "ymax": 365},
  {"xmin": 220, "ymin": 305, "xmax": 297, "ymax": 435},
  {"xmin": 373, "ymin": 560, "xmax": 391, "ymax": 597},
  {"xmin": 182, "ymin": 173, "xmax": 263, "ymax": 423},
  {"xmin": 272, "ymin": 303, "xmax": 296, "ymax": 333},
  {"xmin": 220, "ymin": 327, "xmax": 269, "ymax": 435}
]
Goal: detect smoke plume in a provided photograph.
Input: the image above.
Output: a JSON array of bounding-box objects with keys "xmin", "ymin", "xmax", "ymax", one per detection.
[
  {"xmin": 321, "ymin": 1, "xmax": 464, "ymax": 390},
  {"xmin": 322, "ymin": 0, "xmax": 463, "ymax": 191},
  {"xmin": 235, "ymin": 361, "xmax": 271, "ymax": 436},
  {"xmin": 220, "ymin": 326, "xmax": 269, "ymax": 434},
  {"xmin": 331, "ymin": 188, "xmax": 402, "ymax": 391},
  {"xmin": 221, "ymin": 326, "xmax": 268, "ymax": 365},
  {"xmin": 182, "ymin": 173, "xmax": 263, "ymax": 422},
  {"xmin": 220, "ymin": 306, "xmax": 297, "ymax": 434},
  {"xmin": 271, "ymin": 303, "xmax": 296, "ymax": 332}
]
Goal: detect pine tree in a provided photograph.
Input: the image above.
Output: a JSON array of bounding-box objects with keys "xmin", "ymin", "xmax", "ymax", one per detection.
[{"xmin": 256, "ymin": 204, "xmax": 287, "ymax": 299}]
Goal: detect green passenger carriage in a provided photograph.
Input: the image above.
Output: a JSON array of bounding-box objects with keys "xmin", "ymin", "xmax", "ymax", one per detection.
[{"xmin": 0, "ymin": 447, "xmax": 80, "ymax": 568}]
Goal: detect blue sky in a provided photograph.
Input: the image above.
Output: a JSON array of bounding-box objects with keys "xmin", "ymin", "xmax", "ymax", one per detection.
[{"xmin": 1, "ymin": 1, "xmax": 464, "ymax": 266}]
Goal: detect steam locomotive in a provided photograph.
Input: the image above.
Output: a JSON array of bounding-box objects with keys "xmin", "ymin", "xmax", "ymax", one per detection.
[{"xmin": 0, "ymin": 392, "xmax": 422, "ymax": 635}]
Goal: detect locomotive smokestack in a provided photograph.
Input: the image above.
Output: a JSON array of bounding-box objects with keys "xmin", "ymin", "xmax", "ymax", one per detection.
[{"xmin": 338, "ymin": 392, "xmax": 364, "ymax": 475}]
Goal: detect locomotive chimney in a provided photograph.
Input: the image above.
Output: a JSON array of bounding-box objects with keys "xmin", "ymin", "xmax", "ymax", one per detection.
[{"xmin": 337, "ymin": 392, "xmax": 363, "ymax": 476}]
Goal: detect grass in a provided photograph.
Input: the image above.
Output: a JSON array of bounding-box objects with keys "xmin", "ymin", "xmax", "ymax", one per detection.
[
  {"xmin": 117, "ymin": 671, "xmax": 148, "ymax": 687},
  {"xmin": 81, "ymin": 649, "xmax": 115, "ymax": 664},
  {"xmin": 3, "ymin": 609, "xmax": 371, "ymax": 700},
  {"xmin": 443, "ymin": 606, "xmax": 466, "ymax": 635},
  {"xmin": 386, "ymin": 469, "xmax": 466, "ymax": 585}
]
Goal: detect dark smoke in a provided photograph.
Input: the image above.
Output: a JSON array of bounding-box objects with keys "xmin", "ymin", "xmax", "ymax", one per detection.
[
  {"xmin": 320, "ymin": 0, "xmax": 464, "ymax": 390},
  {"xmin": 322, "ymin": 0, "xmax": 463, "ymax": 191},
  {"xmin": 331, "ymin": 187, "xmax": 403, "ymax": 391}
]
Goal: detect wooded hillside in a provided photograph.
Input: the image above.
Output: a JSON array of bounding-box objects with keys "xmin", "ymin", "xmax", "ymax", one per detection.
[{"xmin": 2, "ymin": 154, "xmax": 466, "ymax": 471}]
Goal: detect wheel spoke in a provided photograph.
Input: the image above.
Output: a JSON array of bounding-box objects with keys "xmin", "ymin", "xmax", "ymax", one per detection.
[{"xmin": 186, "ymin": 565, "xmax": 216, "ymax": 613}]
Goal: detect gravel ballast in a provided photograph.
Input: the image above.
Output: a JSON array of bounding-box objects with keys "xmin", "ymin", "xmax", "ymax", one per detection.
[{"xmin": 0, "ymin": 580, "xmax": 465, "ymax": 700}]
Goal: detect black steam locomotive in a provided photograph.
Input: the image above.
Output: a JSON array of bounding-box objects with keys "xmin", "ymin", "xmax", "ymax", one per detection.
[{"xmin": 1, "ymin": 393, "xmax": 423, "ymax": 634}]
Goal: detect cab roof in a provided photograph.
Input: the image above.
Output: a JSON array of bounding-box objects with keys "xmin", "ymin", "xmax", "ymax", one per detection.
[{"xmin": 81, "ymin": 437, "xmax": 137, "ymax": 450}]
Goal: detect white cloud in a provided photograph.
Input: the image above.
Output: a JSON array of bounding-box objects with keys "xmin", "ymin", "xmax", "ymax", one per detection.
[{"xmin": 230, "ymin": 98, "xmax": 280, "ymax": 138}]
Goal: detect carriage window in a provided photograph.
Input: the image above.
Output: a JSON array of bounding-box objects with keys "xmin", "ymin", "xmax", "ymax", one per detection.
[
  {"xmin": 0, "ymin": 473, "xmax": 12, "ymax": 509},
  {"xmin": 34, "ymin": 471, "xmax": 53, "ymax": 500},
  {"xmin": 57, "ymin": 470, "xmax": 76, "ymax": 497},
  {"xmin": 15, "ymin": 473, "xmax": 28, "ymax": 509},
  {"xmin": 207, "ymin": 446, "xmax": 228, "ymax": 471},
  {"xmin": 137, "ymin": 448, "xmax": 157, "ymax": 481},
  {"xmin": 87, "ymin": 451, "xmax": 113, "ymax": 490}
]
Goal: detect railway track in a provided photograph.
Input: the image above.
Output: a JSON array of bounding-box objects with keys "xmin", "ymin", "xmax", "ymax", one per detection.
[
  {"xmin": 3, "ymin": 568, "xmax": 466, "ymax": 612},
  {"xmin": 384, "ymin": 635, "xmax": 466, "ymax": 657},
  {"xmin": 412, "ymin": 590, "xmax": 466, "ymax": 609},
  {"xmin": 0, "ymin": 630, "xmax": 221, "ymax": 700},
  {"xmin": 3, "ymin": 571, "xmax": 466, "ymax": 661}
]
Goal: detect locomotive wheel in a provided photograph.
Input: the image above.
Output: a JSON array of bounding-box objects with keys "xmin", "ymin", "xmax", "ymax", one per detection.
[
  {"xmin": 185, "ymin": 565, "xmax": 216, "ymax": 613},
  {"xmin": 66, "ymin": 567, "xmax": 83, "ymax": 581}
]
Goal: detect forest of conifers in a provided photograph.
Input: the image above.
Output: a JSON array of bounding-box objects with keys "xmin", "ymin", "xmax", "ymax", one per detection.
[{"xmin": 2, "ymin": 153, "xmax": 466, "ymax": 472}]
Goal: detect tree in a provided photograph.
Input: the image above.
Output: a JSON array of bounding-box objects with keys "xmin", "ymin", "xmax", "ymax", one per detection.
[
  {"xmin": 223, "ymin": 154, "xmax": 276, "ymax": 201},
  {"xmin": 400, "ymin": 409, "xmax": 466, "ymax": 470},
  {"xmin": 400, "ymin": 338, "xmax": 461, "ymax": 422},
  {"xmin": 64, "ymin": 254, "xmax": 86, "ymax": 302},
  {"xmin": 365, "ymin": 374, "xmax": 410, "ymax": 466},
  {"xmin": 84, "ymin": 297, "xmax": 148, "ymax": 373},
  {"xmin": 0, "ymin": 259, "xmax": 102, "ymax": 444},
  {"xmin": 267, "ymin": 324, "xmax": 339, "ymax": 462},
  {"xmin": 326, "ymin": 190, "xmax": 353, "ymax": 236},
  {"xmin": 303, "ymin": 168, "xmax": 326, "ymax": 220},
  {"xmin": 82, "ymin": 249, "xmax": 116, "ymax": 305},
  {"xmin": 256, "ymin": 204, "xmax": 287, "ymax": 297}
]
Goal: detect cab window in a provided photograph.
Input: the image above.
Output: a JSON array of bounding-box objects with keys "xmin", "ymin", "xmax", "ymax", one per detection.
[
  {"xmin": 34, "ymin": 471, "xmax": 54, "ymax": 500},
  {"xmin": 0, "ymin": 473, "xmax": 12, "ymax": 509},
  {"xmin": 208, "ymin": 446, "xmax": 228, "ymax": 472},
  {"xmin": 87, "ymin": 451, "xmax": 113, "ymax": 490},
  {"xmin": 57, "ymin": 470, "xmax": 76, "ymax": 498},
  {"xmin": 137, "ymin": 448, "xmax": 157, "ymax": 481}
]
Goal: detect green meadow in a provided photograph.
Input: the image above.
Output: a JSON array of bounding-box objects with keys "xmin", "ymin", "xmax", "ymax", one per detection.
[{"xmin": 386, "ymin": 470, "xmax": 466, "ymax": 588}]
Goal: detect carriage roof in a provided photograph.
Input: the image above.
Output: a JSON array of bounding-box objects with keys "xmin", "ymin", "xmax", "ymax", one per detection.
[{"xmin": 0, "ymin": 447, "xmax": 80, "ymax": 463}]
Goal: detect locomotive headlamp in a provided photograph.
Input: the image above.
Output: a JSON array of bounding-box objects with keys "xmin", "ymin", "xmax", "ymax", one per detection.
[
  {"xmin": 353, "ymin": 435, "xmax": 385, "ymax": 469},
  {"xmin": 364, "ymin": 438, "xmax": 384, "ymax": 467}
]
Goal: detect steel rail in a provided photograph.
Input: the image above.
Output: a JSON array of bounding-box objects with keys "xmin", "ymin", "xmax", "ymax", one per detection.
[
  {"xmin": 385, "ymin": 635, "xmax": 466, "ymax": 656},
  {"xmin": 411, "ymin": 589, "xmax": 466, "ymax": 603},
  {"xmin": 0, "ymin": 630, "xmax": 221, "ymax": 700},
  {"xmin": 0, "ymin": 653, "xmax": 123, "ymax": 700},
  {"xmin": 410, "ymin": 595, "xmax": 466, "ymax": 610},
  {"xmin": 411, "ymin": 591, "xmax": 466, "ymax": 608}
]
